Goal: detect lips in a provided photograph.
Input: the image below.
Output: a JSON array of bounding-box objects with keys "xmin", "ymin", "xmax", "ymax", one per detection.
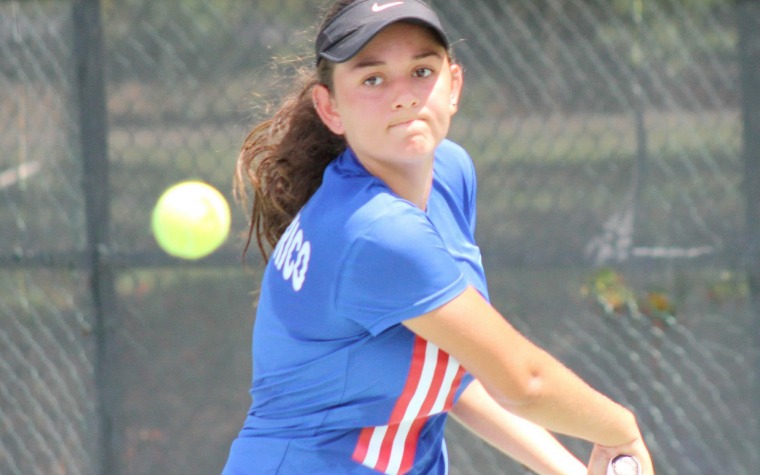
[
  {"xmin": 389, "ymin": 117, "xmax": 422, "ymax": 128},
  {"xmin": 391, "ymin": 120, "xmax": 415, "ymax": 128}
]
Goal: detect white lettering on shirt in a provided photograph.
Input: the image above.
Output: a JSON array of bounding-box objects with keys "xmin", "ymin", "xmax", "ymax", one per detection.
[{"xmin": 274, "ymin": 214, "xmax": 311, "ymax": 292}]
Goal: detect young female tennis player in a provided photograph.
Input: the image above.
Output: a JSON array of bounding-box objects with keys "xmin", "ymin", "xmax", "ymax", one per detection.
[{"xmin": 222, "ymin": 1, "xmax": 654, "ymax": 474}]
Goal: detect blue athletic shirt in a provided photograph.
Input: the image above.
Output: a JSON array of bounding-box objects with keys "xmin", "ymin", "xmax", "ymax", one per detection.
[{"xmin": 222, "ymin": 139, "xmax": 489, "ymax": 475}]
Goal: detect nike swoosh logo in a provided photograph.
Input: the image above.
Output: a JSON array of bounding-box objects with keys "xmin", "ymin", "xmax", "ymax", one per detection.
[{"xmin": 372, "ymin": 2, "xmax": 404, "ymax": 13}]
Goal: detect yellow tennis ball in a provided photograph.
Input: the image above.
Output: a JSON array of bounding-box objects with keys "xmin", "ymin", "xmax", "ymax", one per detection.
[{"xmin": 151, "ymin": 181, "xmax": 231, "ymax": 260}]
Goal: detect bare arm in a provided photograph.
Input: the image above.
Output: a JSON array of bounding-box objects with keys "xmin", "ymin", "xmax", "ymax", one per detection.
[
  {"xmin": 403, "ymin": 286, "xmax": 654, "ymax": 474},
  {"xmin": 452, "ymin": 379, "xmax": 587, "ymax": 475}
]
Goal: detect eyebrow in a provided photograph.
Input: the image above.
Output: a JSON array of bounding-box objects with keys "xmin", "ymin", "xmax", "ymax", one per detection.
[{"xmin": 350, "ymin": 51, "xmax": 443, "ymax": 71}]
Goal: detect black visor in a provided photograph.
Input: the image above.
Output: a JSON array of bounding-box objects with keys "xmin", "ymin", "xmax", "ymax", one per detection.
[{"xmin": 315, "ymin": 0, "xmax": 449, "ymax": 65}]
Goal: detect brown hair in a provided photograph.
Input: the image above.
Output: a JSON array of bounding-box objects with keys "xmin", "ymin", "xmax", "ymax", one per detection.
[
  {"xmin": 235, "ymin": 0, "xmax": 452, "ymax": 261},
  {"xmin": 234, "ymin": 1, "xmax": 355, "ymax": 261}
]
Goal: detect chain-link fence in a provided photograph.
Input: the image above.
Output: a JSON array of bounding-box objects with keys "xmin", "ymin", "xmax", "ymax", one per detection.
[{"xmin": 1, "ymin": 0, "xmax": 758, "ymax": 474}]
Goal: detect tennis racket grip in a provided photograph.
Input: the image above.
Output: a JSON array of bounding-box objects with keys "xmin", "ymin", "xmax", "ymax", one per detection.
[{"xmin": 606, "ymin": 455, "xmax": 640, "ymax": 475}]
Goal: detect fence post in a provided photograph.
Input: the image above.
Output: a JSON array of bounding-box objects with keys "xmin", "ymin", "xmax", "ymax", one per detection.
[
  {"xmin": 737, "ymin": 0, "xmax": 760, "ymax": 451},
  {"xmin": 71, "ymin": 1, "xmax": 120, "ymax": 474}
]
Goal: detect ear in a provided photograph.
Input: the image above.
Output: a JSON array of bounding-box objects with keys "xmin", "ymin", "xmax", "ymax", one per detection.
[
  {"xmin": 312, "ymin": 84, "xmax": 344, "ymax": 135},
  {"xmin": 448, "ymin": 63, "xmax": 464, "ymax": 115}
]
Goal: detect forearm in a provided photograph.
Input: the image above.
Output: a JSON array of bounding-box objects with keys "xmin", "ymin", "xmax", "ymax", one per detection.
[
  {"xmin": 485, "ymin": 344, "xmax": 640, "ymax": 448},
  {"xmin": 452, "ymin": 380, "xmax": 586, "ymax": 475}
]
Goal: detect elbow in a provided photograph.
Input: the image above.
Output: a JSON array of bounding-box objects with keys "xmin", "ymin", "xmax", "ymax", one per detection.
[{"xmin": 483, "ymin": 368, "xmax": 547, "ymax": 409}]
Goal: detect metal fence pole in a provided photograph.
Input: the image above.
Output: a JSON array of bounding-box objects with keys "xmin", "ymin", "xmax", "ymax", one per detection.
[
  {"xmin": 71, "ymin": 1, "xmax": 119, "ymax": 474},
  {"xmin": 738, "ymin": 0, "xmax": 760, "ymax": 450}
]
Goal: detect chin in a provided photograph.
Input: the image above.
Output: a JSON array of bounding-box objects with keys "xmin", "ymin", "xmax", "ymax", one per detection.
[{"xmin": 401, "ymin": 133, "xmax": 439, "ymax": 154}]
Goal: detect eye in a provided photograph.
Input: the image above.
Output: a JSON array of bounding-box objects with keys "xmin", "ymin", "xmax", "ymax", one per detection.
[
  {"xmin": 414, "ymin": 67, "xmax": 433, "ymax": 78},
  {"xmin": 363, "ymin": 75, "xmax": 384, "ymax": 86}
]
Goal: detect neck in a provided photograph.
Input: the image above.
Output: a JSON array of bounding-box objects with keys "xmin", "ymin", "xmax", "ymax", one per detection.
[{"xmin": 358, "ymin": 154, "xmax": 434, "ymax": 210}]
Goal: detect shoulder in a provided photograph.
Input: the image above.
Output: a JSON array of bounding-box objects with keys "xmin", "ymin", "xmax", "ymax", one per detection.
[
  {"xmin": 436, "ymin": 139, "xmax": 472, "ymax": 167},
  {"xmin": 302, "ymin": 171, "xmax": 437, "ymax": 264},
  {"xmin": 433, "ymin": 140, "xmax": 478, "ymax": 215},
  {"xmin": 437, "ymin": 138, "xmax": 469, "ymax": 157},
  {"xmin": 336, "ymin": 200, "xmax": 466, "ymax": 333},
  {"xmin": 349, "ymin": 199, "xmax": 437, "ymax": 253},
  {"xmin": 434, "ymin": 139, "xmax": 476, "ymax": 186}
]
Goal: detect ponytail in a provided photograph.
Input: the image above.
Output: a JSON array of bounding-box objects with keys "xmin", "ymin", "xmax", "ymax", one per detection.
[
  {"xmin": 235, "ymin": 0, "xmax": 388, "ymax": 262},
  {"xmin": 234, "ymin": 63, "xmax": 345, "ymax": 261}
]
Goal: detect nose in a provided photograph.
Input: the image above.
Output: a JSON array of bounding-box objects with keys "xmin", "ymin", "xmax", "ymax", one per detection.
[
  {"xmin": 393, "ymin": 94, "xmax": 419, "ymax": 110},
  {"xmin": 392, "ymin": 82, "xmax": 419, "ymax": 110}
]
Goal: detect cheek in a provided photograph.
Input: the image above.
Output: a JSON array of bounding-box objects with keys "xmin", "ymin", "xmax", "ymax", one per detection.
[
  {"xmin": 334, "ymin": 90, "xmax": 366, "ymax": 122},
  {"xmin": 338, "ymin": 96, "xmax": 383, "ymax": 131}
]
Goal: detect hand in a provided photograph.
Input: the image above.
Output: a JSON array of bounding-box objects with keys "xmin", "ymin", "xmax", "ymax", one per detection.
[{"xmin": 586, "ymin": 437, "xmax": 654, "ymax": 475}]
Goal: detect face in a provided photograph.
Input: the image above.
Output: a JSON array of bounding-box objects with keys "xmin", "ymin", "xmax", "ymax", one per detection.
[{"xmin": 314, "ymin": 22, "xmax": 462, "ymax": 172}]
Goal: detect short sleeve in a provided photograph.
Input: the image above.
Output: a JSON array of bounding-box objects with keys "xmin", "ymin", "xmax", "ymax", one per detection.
[{"xmin": 335, "ymin": 202, "xmax": 467, "ymax": 335}]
